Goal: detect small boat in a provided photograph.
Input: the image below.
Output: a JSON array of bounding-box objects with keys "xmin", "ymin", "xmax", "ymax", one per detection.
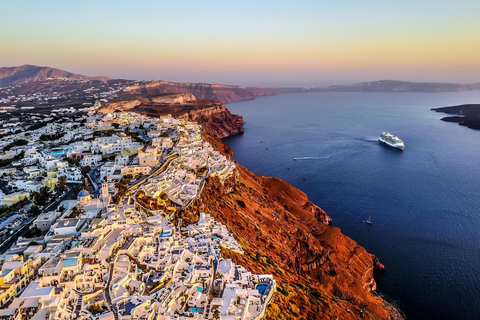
[{"xmin": 365, "ymin": 216, "xmax": 372, "ymax": 225}]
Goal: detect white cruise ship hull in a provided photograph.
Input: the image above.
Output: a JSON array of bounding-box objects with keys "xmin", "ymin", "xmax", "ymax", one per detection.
[{"xmin": 378, "ymin": 137, "xmax": 404, "ymax": 150}]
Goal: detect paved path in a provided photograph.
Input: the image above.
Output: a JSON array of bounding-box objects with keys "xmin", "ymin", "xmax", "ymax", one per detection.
[
  {"xmin": 126, "ymin": 154, "xmax": 177, "ymax": 196},
  {"xmin": 105, "ymin": 263, "xmax": 119, "ymax": 320}
]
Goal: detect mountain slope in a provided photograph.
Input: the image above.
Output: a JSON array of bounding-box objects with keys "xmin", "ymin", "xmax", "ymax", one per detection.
[{"xmin": 0, "ymin": 64, "xmax": 109, "ymax": 87}]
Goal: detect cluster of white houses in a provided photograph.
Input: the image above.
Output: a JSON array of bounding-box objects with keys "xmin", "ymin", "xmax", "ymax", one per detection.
[{"xmin": 0, "ymin": 111, "xmax": 275, "ymax": 319}]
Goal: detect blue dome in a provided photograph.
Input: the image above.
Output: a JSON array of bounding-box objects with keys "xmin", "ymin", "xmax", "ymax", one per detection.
[{"xmin": 78, "ymin": 190, "xmax": 90, "ymax": 197}]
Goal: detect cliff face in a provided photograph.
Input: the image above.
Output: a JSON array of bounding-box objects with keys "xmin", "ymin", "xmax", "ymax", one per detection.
[
  {"xmin": 124, "ymin": 80, "xmax": 304, "ymax": 103},
  {"xmin": 0, "ymin": 64, "xmax": 109, "ymax": 88},
  {"xmin": 179, "ymin": 104, "xmax": 244, "ymax": 138},
  {"xmin": 181, "ymin": 134, "xmax": 403, "ymax": 320},
  {"xmin": 101, "ymin": 94, "xmax": 244, "ymax": 138},
  {"xmin": 104, "ymin": 92, "xmax": 402, "ymax": 319},
  {"xmin": 101, "ymin": 93, "xmax": 197, "ymax": 113}
]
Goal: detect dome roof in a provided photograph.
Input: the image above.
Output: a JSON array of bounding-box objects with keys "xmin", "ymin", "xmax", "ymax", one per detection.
[{"xmin": 78, "ymin": 190, "xmax": 90, "ymax": 197}]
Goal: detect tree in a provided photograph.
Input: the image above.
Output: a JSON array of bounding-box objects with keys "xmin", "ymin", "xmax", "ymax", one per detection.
[
  {"xmin": 58, "ymin": 204, "xmax": 66, "ymax": 213},
  {"xmin": 24, "ymin": 227, "xmax": 42, "ymax": 238},
  {"xmin": 69, "ymin": 204, "xmax": 85, "ymax": 218},
  {"xmin": 3, "ymin": 139, "xmax": 28, "ymax": 151},
  {"xmin": 213, "ymin": 309, "xmax": 220, "ymax": 320},
  {"xmin": 63, "ymin": 157, "xmax": 78, "ymax": 165},
  {"xmin": 55, "ymin": 176, "xmax": 67, "ymax": 194},
  {"xmin": 88, "ymin": 304, "xmax": 104, "ymax": 315},
  {"xmin": 32, "ymin": 186, "xmax": 52, "ymax": 207},
  {"xmin": 27, "ymin": 205, "xmax": 41, "ymax": 216},
  {"xmin": 112, "ymin": 175, "xmax": 132, "ymax": 204},
  {"xmin": 81, "ymin": 166, "xmax": 91, "ymax": 175}
]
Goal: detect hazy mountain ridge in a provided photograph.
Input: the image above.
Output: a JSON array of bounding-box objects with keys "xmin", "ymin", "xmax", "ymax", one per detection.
[
  {"xmin": 0, "ymin": 64, "xmax": 110, "ymax": 87},
  {"xmin": 316, "ymin": 80, "xmax": 480, "ymax": 92},
  {"xmin": 1, "ymin": 65, "xmax": 479, "ymax": 104}
]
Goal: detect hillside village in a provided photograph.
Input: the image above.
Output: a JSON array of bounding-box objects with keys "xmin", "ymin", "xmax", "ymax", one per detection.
[{"xmin": 0, "ymin": 107, "xmax": 275, "ymax": 320}]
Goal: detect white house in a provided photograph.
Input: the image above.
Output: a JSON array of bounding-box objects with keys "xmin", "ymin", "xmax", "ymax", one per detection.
[
  {"xmin": 53, "ymin": 218, "xmax": 82, "ymax": 235},
  {"xmin": 80, "ymin": 154, "xmax": 102, "ymax": 167},
  {"xmin": 114, "ymin": 155, "xmax": 129, "ymax": 166}
]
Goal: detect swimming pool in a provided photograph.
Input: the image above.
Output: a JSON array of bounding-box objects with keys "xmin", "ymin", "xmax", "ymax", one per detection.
[
  {"xmin": 60, "ymin": 258, "xmax": 78, "ymax": 268},
  {"xmin": 189, "ymin": 308, "xmax": 202, "ymax": 313},
  {"xmin": 256, "ymin": 284, "xmax": 268, "ymax": 295}
]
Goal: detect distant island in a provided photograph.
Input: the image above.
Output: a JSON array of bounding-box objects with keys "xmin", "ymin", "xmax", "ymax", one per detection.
[{"xmin": 432, "ymin": 104, "xmax": 480, "ymax": 130}]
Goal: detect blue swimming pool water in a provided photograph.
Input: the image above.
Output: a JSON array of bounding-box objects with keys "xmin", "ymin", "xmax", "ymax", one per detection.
[{"xmin": 256, "ymin": 284, "xmax": 268, "ymax": 295}]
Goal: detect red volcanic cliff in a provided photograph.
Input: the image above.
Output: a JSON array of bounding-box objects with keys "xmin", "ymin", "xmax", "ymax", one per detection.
[
  {"xmin": 101, "ymin": 94, "xmax": 244, "ymax": 138},
  {"xmin": 103, "ymin": 93, "xmax": 402, "ymax": 319},
  {"xmin": 181, "ymin": 134, "xmax": 403, "ymax": 320}
]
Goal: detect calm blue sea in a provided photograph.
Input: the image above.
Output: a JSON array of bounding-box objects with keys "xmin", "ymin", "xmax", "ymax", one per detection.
[{"xmin": 223, "ymin": 91, "xmax": 480, "ymax": 320}]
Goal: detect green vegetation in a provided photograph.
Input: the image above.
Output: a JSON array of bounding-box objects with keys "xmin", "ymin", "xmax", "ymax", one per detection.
[
  {"xmin": 27, "ymin": 122, "xmax": 48, "ymax": 131},
  {"xmin": 81, "ymin": 166, "xmax": 91, "ymax": 175},
  {"xmin": 88, "ymin": 304, "xmax": 104, "ymax": 315},
  {"xmin": 27, "ymin": 205, "xmax": 41, "ymax": 216},
  {"xmin": 3, "ymin": 139, "xmax": 28, "ymax": 151},
  {"xmin": 31, "ymin": 186, "xmax": 52, "ymax": 207},
  {"xmin": 39, "ymin": 132, "xmax": 65, "ymax": 141},
  {"xmin": 0, "ymin": 199, "xmax": 29, "ymax": 218},
  {"xmin": 68, "ymin": 204, "xmax": 85, "ymax": 218},
  {"xmin": 63, "ymin": 157, "xmax": 79, "ymax": 165},
  {"xmin": 55, "ymin": 176, "xmax": 67, "ymax": 194},
  {"xmin": 0, "ymin": 150, "xmax": 25, "ymax": 167},
  {"xmin": 112, "ymin": 175, "xmax": 132, "ymax": 204},
  {"xmin": 24, "ymin": 226, "xmax": 42, "ymax": 238}
]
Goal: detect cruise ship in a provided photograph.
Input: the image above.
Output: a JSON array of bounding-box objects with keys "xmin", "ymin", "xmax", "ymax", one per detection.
[{"xmin": 378, "ymin": 132, "xmax": 405, "ymax": 150}]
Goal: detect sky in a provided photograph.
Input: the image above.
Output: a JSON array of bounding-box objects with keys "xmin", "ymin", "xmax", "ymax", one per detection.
[{"xmin": 1, "ymin": 0, "xmax": 480, "ymax": 87}]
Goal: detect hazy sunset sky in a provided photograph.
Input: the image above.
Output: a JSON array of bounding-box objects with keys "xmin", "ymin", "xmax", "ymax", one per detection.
[{"xmin": 2, "ymin": 0, "xmax": 479, "ymax": 86}]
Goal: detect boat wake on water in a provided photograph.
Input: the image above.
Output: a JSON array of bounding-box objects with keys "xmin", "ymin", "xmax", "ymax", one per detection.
[{"xmin": 294, "ymin": 156, "xmax": 331, "ymax": 160}]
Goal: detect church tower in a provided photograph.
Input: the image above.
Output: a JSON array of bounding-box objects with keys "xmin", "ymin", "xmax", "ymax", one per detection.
[{"xmin": 101, "ymin": 183, "xmax": 110, "ymax": 206}]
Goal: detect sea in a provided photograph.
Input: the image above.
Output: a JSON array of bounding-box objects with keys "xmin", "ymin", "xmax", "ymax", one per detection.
[{"xmin": 223, "ymin": 91, "xmax": 480, "ymax": 320}]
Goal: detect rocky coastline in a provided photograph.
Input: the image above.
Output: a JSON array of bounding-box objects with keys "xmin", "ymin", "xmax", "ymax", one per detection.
[
  {"xmin": 101, "ymin": 93, "xmax": 244, "ymax": 138},
  {"xmin": 105, "ymin": 93, "xmax": 403, "ymax": 319},
  {"xmin": 432, "ymin": 104, "xmax": 480, "ymax": 130},
  {"xmin": 182, "ymin": 131, "xmax": 403, "ymax": 319}
]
